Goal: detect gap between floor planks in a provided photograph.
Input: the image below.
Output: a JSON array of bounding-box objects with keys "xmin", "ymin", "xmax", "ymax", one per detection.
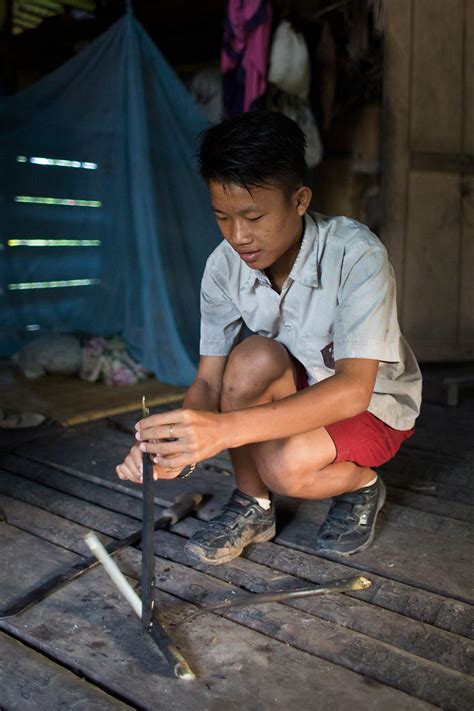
[{"xmin": 0, "ymin": 497, "xmax": 472, "ymax": 710}]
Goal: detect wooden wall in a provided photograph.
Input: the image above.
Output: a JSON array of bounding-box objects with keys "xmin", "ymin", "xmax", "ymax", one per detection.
[{"xmin": 382, "ymin": 0, "xmax": 474, "ymax": 361}]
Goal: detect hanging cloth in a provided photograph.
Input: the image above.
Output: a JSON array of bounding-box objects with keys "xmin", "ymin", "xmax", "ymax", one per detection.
[
  {"xmin": 221, "ymin": 0, "xmax": 273, "ymax": 117},
  {"xmin": 0, "ymin": 13, "xmax": 221, "ymax": 386}
]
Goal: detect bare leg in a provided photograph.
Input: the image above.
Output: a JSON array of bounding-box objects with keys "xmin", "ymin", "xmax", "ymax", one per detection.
[
  {"xmin": 220, "ymin": 335, "xmax": 375, "ymax": 501},
  {"xmin": 220, "ymin": 336, "xmax": 299, "ymax": 498},
  {"xmin": 188, "ymin": 336, "xmax": 382, "ymax": 563}
]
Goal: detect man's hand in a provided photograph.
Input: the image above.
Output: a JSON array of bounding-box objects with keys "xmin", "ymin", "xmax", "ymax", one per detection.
[
  {"xmin": 135, "ymin": 408, "xmax": 226, "ymax": 472},
  {"xmin": 116, "ymin": 356, "xmax": 228, "ymax": 483},
  {"xmin": 116, "ymin": 444, "xmax": 188, "ymax": 482}
]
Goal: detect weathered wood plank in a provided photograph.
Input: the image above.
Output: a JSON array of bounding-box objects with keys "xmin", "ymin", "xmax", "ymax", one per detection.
[
  {"xmin": 276, "ymin": 507, "xmax": 474, "ymax": 605},
  {"xmin": 461, "ymin": 174, "xmax": 474, "ymax": 341},
  {"xmin": 241, "ymin": 536, "xmax": 474, "ymax": 640},
  {"xmin": 15, "ymin": 414, "xmax": 474, "ymax": 506},
  {"xmin": 403, "ymin": 427, "xmax": 474, "ymax": 461},
  {"xmin": 380, "ymin": 465, "xmax": 474, "ymax": 505},
  {"xmin": 417, "ymin": 400, "xmax": 474, "ymax": 431},
  {"xmin": 413, "ymin": 403, "xmax": 474, "ymax": 432},
  {"xmin": 380, "ymin": 450, "xmax": 474, "ymax": 495},
  {"xmin": 6, "ymin": 544, "xmax": 465, "ymax": 710},
  {"xmin": 5, "ymin": 446, "xmax": 473, "ymax": 604},
  {"xmin": 3, "ymin": 490, "xmax": 471, "ymax": 678},
  {"xmin": 5, "ymin": 446, "xmax": 474, "ymax": 596},
  {"xmin": 1, "ymin": 562, "xmax": 432, "ymax": 711},
  {"xmin": 0, "ymin": 452, "xmax": 230, "ymax": 522},
  {"xmin": 411, "ymin": 0, "xmax": 463, "ymax": 153},
  {"xmin": 0, "ymin": 421, "xmax": 63, "ymax": 450},
  {"xmin": 0, "ymin": 631, "xmax": 132, "ymax": 710},
  {"xmin": 0, "ymin": 521, "xmax": 80, "ymax": 613},
  {"xmin": 4, "ymin": 454, "xmax": 469, "ymax": 630},
  {"xmin": 11, "ymin": 413, "xmax": 474, "ymax": 512},
  {"xmin": 0, "ymin": 491, "xmax": 116, "ymax": 555},
  {"xmin": 2, "ymin": 473, "xmax": 472, "ymax": 648},
  {"xmin": 0, "ymin": 466, "xmax": 143, "ymax": 541},
  {"xmin": 11, "ymin": 424, "xmax": 234, "ymax": 505},
  {"xmin": 154, "ymin": 528, "xmax": 474, "ymax": 676},
  {"xmin": 386, "ymin": 485, "xmax": 474, "ymax": 524},
  {"xmin": 167, "ymin": 515, "xmax": 474, "ymax": 641},
  {"xmin": 152, "ymin": 559, "xmax": 472, "ymax": 711},
  {"xmin": 281, "ymin": 492, "xmax": 474, "ymax": 543},
  {"xmin": 121, "ymin": 552, "xmax": 474, "ymax": 710},
  {"xmin": 404, "ymin": 171, "xmax": 462, "ymax": 351},
  {"xmin": 465, "ymin": 0, "xmax": 474, "ymax": 157},
  {"xmin": 5, "ymin": 447, "xmax": 473, "ymax": 543},
  {"xmin": 13, "ymin": 438, "xmax": 474, "ymax": 528},
  {"xmin": 461, "ymin": 0, "xmax": 474, "ymax": 341},
  {"xmin": 381, "ymin": 0, "xmax": 411, "ymax": 306}
]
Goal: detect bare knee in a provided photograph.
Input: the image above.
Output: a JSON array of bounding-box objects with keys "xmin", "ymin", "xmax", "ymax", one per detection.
[
  {"xmin": 255, "ymin": 437, "xmax": 336, "ymax": 499},
  {"xmin": 259, "ymin": 461, "xmax": 309, "ymax": 498},
  {"xmin": 221, "ymin": 336, "xmax": 292, "ymax": 410},
  {"xmin": 253, "ymin": 444, "xmax": 306, "ymax": 497}
]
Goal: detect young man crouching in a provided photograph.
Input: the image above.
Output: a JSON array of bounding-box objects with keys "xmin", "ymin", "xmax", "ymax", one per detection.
[{"xmin": 116, "ymin": 111, "xmax": 422, "ymax": 563}]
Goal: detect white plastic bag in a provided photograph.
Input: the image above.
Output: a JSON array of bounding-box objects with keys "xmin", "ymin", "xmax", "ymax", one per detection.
[
  {"xmin": 268, "ymin": 20, "xmax": 311, "ymax": 99},
  {"xmin": 266, "ymin": 84, "xmax": 323, "ymax": 167}
]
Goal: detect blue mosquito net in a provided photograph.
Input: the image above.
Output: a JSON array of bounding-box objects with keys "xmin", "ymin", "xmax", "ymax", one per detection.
[{"xmin": 0, "ymin": 10, "xmax": 221, "ymax": 386}]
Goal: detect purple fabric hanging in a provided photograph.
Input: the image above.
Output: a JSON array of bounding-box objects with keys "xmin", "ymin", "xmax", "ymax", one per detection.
[{"xmin": 221, "ymin": 0, "xmax": 273, "ymax": 117}]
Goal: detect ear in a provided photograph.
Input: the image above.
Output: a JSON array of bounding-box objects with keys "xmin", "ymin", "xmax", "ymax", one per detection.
[{"xmin": 294, "ymin": 186, "xmax": 312, "ymax": 216}]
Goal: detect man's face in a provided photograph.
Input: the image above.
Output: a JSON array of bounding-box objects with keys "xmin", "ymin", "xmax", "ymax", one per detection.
[{"xmin": 209, "ymin": 180, "xmax": 310, "ymax": 271}]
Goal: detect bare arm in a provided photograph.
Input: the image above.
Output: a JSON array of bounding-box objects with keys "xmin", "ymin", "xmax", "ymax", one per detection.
[
  {"xmin": 221, "ymin": 358, "xmax": 379, "ymax": 448},
  {"xmin": 182, "ymin": 355, "xmax": 228, "ymax": 412},
  {"xmin": 137, "ymin": 358, "xmax": 379, "ymax": 471},
  {"xmin": 116, "ymin": 355, "xmax": 228, "ymax": 482}
]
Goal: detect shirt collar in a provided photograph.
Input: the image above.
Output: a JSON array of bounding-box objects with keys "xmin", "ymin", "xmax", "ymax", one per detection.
[{"xmin": 242, "ymin": 211, "xmax": 320, "ymax": 288}]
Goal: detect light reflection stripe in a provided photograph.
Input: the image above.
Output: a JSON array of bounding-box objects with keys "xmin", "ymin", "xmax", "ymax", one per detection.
[
  {"xmin": 15, "ymin": 196, "xmax": 102, "ymax": 207},
  {"xmin": 8, "ymin": 279, "xmax": 100, "ymax": 290},
  {"xmin": 16, "ymin": 156, "xmax": 98, "ymax": 169},
  {"xmin": 8, "ymin": 239, "xmax": 101, "ymax": 247}
]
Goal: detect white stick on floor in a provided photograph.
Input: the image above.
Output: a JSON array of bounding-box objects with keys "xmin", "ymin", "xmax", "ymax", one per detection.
[
  {"xmin": 85, "ymin": 531, "xmax": 142, "ymax": 618},
  {"xmin": 85, "ymin": 530, "xmax": 196, "ymax": 681}
]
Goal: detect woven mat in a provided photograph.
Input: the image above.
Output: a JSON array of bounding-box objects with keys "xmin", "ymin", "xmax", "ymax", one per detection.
[{"xmin": 0, "ymin": 362, "xmax": 185, "ymax": 426}]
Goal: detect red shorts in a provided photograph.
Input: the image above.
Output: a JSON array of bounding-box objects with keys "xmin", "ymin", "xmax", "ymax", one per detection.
[{"xmin": 295, "ymin": 361, "xmax": 414, "ymax": 468}]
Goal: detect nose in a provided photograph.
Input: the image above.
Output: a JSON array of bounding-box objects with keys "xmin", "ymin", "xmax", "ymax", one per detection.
[{"xmin": 229, "ymin": 219, "xmax": 253, "ymax": 246}]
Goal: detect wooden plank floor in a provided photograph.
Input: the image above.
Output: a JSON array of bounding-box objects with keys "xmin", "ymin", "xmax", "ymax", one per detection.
[{"xmin": 1, "ymin": 389, "xmax": 473, "ymax": 709}]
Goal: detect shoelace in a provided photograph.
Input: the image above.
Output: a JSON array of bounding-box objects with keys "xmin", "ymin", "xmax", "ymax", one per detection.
[
  {"xmin": 324, "ymin": 500, "xmax": 360, "ymax": 532},
  {"xmin": 208, "ymin": 501, "xmax": 252, "ymax": 530}
]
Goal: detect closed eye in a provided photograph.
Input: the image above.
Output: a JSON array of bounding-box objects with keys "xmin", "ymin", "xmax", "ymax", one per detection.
[{"xmin": 247, "ymin": 215, "xmax": 264, "ymax": 222}]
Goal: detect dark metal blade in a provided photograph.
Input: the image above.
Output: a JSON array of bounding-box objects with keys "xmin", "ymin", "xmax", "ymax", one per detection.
[
  {"xmin": 141, "ymin": 397, "xmax": 156, "ymax": 631},
  {"xmin": 147, "ymin": 620, "xmax": 196, "ymax": 679}
]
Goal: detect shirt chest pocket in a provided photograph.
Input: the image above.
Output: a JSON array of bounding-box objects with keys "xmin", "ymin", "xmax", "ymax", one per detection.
[{"xmin": 302, "ymin": 333, "xmax": 335, "ymax": 370}]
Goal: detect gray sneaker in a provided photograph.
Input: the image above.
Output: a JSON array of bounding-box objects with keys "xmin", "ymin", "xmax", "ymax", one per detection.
[
  {"xmin": 185, "ymin": 489, "xmax": 276, "ymax": 565},
  {"xmin": 316, "ymin": 478, "xmax": 386, "ymax": 556}
]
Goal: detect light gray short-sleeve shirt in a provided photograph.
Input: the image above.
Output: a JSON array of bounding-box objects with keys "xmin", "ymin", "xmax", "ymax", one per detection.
[{"xmin": 200, "ymin": 211, "xmax": 422, "ymax": 430}]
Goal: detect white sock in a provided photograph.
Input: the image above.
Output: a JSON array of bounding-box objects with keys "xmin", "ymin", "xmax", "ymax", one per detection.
[
  {"xmin": 361, "ymin": 474, "xmax": 378, "ymax": 489},
  {"xmin": 255, "ymin": 496, "xmax": 272, "ymax": 510}
]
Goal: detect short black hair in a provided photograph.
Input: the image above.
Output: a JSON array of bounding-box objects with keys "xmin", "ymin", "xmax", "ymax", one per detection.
[{"xmin": 198, "ymin": 110, "xmax": 309, "ymax": 197}]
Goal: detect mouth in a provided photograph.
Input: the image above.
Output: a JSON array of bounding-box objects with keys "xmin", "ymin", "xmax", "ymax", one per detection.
[{"xmin": 237, "ymin": 249, "xmax": 262, "ymax": 263}]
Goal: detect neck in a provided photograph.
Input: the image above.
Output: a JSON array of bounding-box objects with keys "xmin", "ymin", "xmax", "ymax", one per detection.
[{"xmin": 265, "ymin": 218, "xmax": 305, "ymax": 292}]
